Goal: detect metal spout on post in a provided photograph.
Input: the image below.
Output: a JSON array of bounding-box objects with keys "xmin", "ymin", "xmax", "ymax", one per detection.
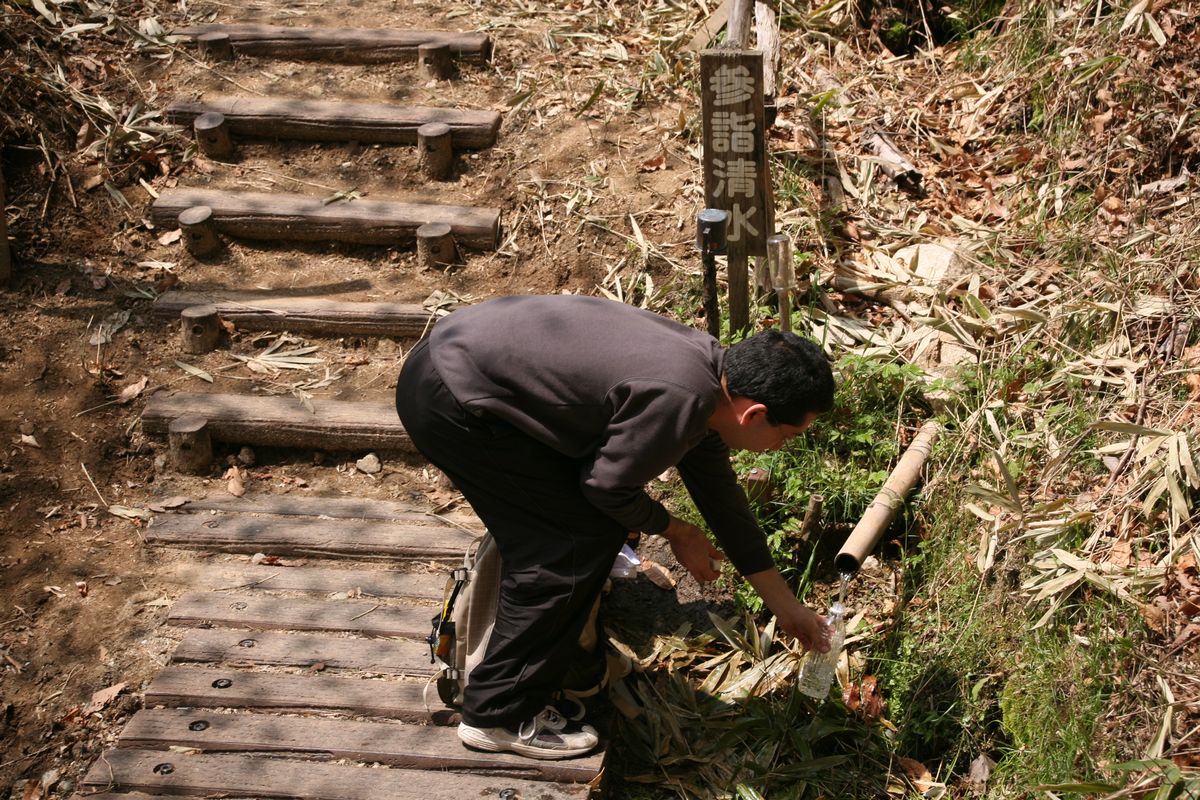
[
  {"xmin": 696, "ymin": 208, "xmax": 729, "ymax": 339},
  {"xmin": 835, "ymin": 420, "xmax": 941, "ymax": 575}
]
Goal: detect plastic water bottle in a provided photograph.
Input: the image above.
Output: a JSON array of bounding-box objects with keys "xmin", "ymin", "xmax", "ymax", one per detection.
[{"xmin": 797, "ymin": 602, "xmax": 846, "ymax": 700}]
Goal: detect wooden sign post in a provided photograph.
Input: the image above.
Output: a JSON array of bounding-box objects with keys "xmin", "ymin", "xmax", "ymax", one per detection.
[{"xmin": 700, "ymin": 49, "xmax": 771, "ymax": 336}]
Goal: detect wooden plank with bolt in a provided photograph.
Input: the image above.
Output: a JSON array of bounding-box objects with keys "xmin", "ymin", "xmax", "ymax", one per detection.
[
  {"xmin": 152, "ymin": 290, "xmax": 443, "ymax": 338},
  {"xmin": 172, "ymin": 25, "xmax": 493, "ymax": 64},
  {"xmin": 172, "ymin": 493, "xmax": 478, "ymax": 524},
  {"xmin": 141, "ymin": 392, "xmax": 412, "ymax": 452},
  {"xmin": 167, "ymin": 591, "xmax": 432, "ymax": 638},
  {"xmin": 167, "ymin": 561, "xmax": 446, "ymax": 599},
  {"xmin": 119, "ymin": 709, "xmax": 603, "ymax": 783},
  {"xmin": 171, "ymin": 628, "xmax": 436, "ymax": 674},
  {"xmin": 82, "ymin": 749, "xmax": 590, "ymax": 799},
  {"xmin": 144, "ymin": 666, "xmax": 444, "ymax": 720},
  {"xmin": 151, "ymin": 188, "xmax": 500, "ymax": 250},
  {"xmin": 165, "ymin": 97, "xmax": 501, "ymax": 149},
  {"xmin": 146, "ymin": 512, "xmax": 476, "ymax": 559}
]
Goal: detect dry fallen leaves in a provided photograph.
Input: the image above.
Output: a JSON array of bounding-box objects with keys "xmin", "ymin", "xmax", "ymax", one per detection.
[
  {"xmin": 82, "ymin": 681, "xmax": 126, "ymax": 715},
  {"xmin": 224, "ymin": 466, "xmax": 246, "ymax": 497}
]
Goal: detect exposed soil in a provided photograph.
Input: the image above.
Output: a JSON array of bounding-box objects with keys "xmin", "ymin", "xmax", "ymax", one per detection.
[{"xmin": 0, "ymin": 0, "xmax": 723, "ymax": 795}]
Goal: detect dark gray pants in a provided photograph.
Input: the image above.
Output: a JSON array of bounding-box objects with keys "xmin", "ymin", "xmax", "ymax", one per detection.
[{"xmin": 395, "ymin": 338, "xmax": 625, "ymax": 728}]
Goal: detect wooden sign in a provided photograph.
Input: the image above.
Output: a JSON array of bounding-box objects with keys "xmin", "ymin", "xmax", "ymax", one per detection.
[{"xmin": 700, "ymin": 49, "xmax": 771, "ymax": 260}]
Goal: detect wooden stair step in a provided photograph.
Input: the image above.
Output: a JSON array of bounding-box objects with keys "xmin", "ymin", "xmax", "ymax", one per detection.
[
  {"xmin": 151, "ymin": 188, "xmax": 500, "ymax": 250},
  {"xmin": 175, "ymin": 492, "xmax": 479, "ymax": 525},
  {"xmin": 165, "ymin": 96, "xmax": 501, "ymax": 149},
  {"xmin": 120, "ymin": 708, "xmax": 602, "ymax": 783},
  {"xmin": 168, "ymin": 591, "xmax": 432, "ymax": 638},
  {"xmin": 142, "ymin": 392, "xmax": 412, "ymax": 453},
  {"xmin": 147, "ymin": 511, "xmax": 476, "ymax": 559},
  {"xmin": 173, "ymin": 24, "xmax": 493, "ymax": 64},
  {"xmin": 82, "ymin": 749, "xmax": 590, "ymax": 799},
  {"xmin": 146, "ymin": 665, "xmax": 440, "ymax": 720},
  {"xmin": 168, "ymin": 561, "xmax": 445, "ymax": 599},
  {"xmin": 153, "ymin": 290, "xmax": 441, "ymax": 338},
  {"xmin": 172, "ymin": 628, "xmax": 435, "ymax": 674}
]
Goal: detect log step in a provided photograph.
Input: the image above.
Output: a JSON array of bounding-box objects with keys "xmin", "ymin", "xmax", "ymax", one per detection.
[
  {"xmin": 119, "ymin": 709, "xmax": 602, "ymax": 783},
  {"xmin": 82, "ymin": 749, "xmax": 591, "ymax": 799},
  {"xmin": 165, "ymin": 96, "xmax": 501, "ymax": 149},
  {"xmin": 141, "ymin": 392, "xmax": 412, "ymax": 453},
  {"xmin": 146, "ymin": 511, "xmax": 476, "ymax": 559},
  {"xmin": 145, "ymin": 665, "xmax": 438, "ymax": 720},
  {"xmin": 173, "ymin": 24, "xmax": 493, "ymax": 64},
  {"xmin": 172, "ymin": 628, "xmax": 436, "ymax": 674},
  {"xmin": 168, "ymin": 561, "xmax": 445, "ymax": 599},
  {"xmin": 151, "ymin": 188, "xmax": 500, "ymax": 250},
  {"xmin": 167, "ymin": 591, "xmax": 432, "ymax": 638},
  {"xmin": 153, "ymin": 290, "xmax": 441, "ymax": 338}
]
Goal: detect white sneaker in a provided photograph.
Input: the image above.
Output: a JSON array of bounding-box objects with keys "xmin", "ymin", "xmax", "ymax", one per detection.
[{"xmin": 458, "ymin": 705, "xmax": 599, "ymax": 759}]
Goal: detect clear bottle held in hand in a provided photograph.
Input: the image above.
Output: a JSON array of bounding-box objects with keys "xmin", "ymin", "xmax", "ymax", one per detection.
[{"xmin": 797, "ymin": 601, "xmax": 845, "ymax": 700}]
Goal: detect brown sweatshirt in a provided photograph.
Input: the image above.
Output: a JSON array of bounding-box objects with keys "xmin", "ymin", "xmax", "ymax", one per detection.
[{"xmin": 428, "ymin": 295, "xmax": 774, "ymax": 576}]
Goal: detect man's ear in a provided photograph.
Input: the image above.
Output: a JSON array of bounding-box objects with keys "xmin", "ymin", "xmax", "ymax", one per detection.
[{"xmin": 735, "ymin": 400, "xmax": 770, "ymax": 426}]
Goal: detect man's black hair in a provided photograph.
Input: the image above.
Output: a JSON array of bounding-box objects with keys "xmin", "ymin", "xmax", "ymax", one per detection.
[{"xmin": 724, "ymin": 330, "xmax": 835, "ymax": 425}]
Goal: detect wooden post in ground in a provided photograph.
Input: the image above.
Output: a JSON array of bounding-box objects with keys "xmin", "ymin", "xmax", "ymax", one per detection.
[
  {"xmin": 725, "ymin": 0, "xmax": 754, "ymax": 47},
  {"xmin": 178, "ymin": 206, "xmax": 220, "ymax": 257},
  {"xmin": 416, "ymin": 222, "xmax": 456, "ymax": 269},
  {"xmin": 194, "ymin": 112, "xmax": 235, "ymax": 160},
  {"xmin": 0, "ymin": 165, "xmax": 10, "ymax": 288},
  {"xmin": 181, "ymin": 304, "xmax": 221, "ymax": 354},
  {"xmin": 197, "ymin": 32, "xmax": 234, "ymax": 60},
  {"xmin": 169, "ymin": 416, "xmax": 213, "ymax": 474},
  {"xmin": 417, "ymin": 43, "xmax": 452, "ymax": 80},
  {"xmin": 417, "ymin": 122, "xmax": 452, "ymax": 180}
]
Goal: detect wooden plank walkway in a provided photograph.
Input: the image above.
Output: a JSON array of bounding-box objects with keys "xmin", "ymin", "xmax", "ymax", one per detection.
[
  {"xmin": 146, "ymin": 510, "xmax": 474, "ymax": 558},
  {"xmin": 166, "ymin": 561, "xmax": 445, "ymax": 598},
  {"xmin": 173, "ymin": 24, "xmax": 493, "ymax": 64},
  {"xmin": 172, "ymin": 628, "xmax": 436, "ymax": 673},
  {"xmin": 151, "ymin": 188, "xmax": 501, "ymax": 250},
  {"xmin": 81, "ymin": 750, "xmax": 591, "ymax": 799},
  {"xmin": 141, "ymin": 392, "xmax": 411, "ymax": 452},
  {"xmin": 83, "ymin": 498, "xmax": 605, "ymax": 799},
  {"xmin": 166, "ymin": 97, "xmax": 502, "ymax": 148},
  {"xmin": 152, "ymin": 290, "xmax": 440, "ymax": 338}
]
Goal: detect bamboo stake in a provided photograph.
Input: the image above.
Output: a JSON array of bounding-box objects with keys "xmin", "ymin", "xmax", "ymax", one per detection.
[{"xmin": 835, "ymin": 420, "xmax": 940, "ymax": 574}]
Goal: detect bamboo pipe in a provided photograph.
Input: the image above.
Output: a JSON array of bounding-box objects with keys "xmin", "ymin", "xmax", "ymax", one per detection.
[{"xmin": 835, "ymin": 420, "xmax": 940, "ymax": 574}]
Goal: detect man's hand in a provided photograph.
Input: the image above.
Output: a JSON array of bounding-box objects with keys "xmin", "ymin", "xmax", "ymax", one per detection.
[
  {"xmin": 660, "ymin": 515, "xmax": 725, "ymax": 582},
  {"xmin": 745, "ymin": 566, "xmax": 831, "ymax": 652}
]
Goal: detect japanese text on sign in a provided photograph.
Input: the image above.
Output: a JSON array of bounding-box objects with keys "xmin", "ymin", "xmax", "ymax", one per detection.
[{"xmin": 700, "ymin": 51, "xmax": 770, "ymax": 258}]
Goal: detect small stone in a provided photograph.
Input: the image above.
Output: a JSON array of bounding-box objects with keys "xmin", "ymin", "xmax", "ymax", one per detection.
[
  {"xmin": 39, "ymin": 769, "xmax": 60, "ymax": 791},
  {"xmin": 56, "ymin": 779, "xmax": 75, "ymax": 796},
  {"xmin": 153, "ymin": 454, "xmax": 167, "ymax": 473},
  {"xmin": 356, "ymin": 453, "xmax": 382, "ymax": 474},
  {"xmin": 237, "ymin": 446, "xmax": 256, "ymax": 467}
]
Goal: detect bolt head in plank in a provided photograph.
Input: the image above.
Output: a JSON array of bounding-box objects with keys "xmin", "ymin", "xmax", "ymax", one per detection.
[
  {"xmin": 194, "ymin": 111, "xmax": 236, "ymax": 161},
  {"xmin": 168, "ymin": 415, "xmax": 213, "ymax": 474},
  {"xmin": 178, "ymin": 205, "xmax": 221, "ymax": 257},
  {"xmin": 416, "ymin": 222, "xmax": 456, "ymax": 270},
  {"xmin": 417, "ymin": 42, "xmax": 452, "ymax": 81},
  {"xmin": 181, "ymin": 304, "xmax": 221, "ymax": 354},
  {"xmin": 416, "ymin": 122, "xmax": 453, "ymax": 181},
  {"xmin": 196, "ymin": 31, "xmax": 234, "ymax": 61}
]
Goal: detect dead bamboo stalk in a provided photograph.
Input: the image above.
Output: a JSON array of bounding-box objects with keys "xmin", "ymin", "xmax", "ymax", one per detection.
[
  {"xmin": 725, "ymin": 0, "xmax": 754, "ymax": 48},
  {"xmin": 835, "ymin": 420, "xmax": 940, "ymax": 574}
]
